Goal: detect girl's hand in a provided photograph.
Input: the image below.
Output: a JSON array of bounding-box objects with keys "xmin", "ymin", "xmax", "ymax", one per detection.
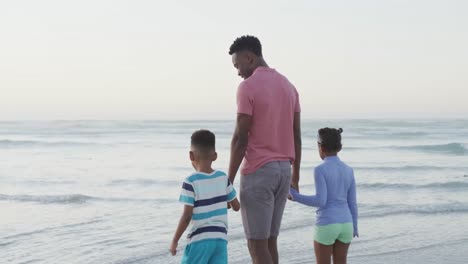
[
  {"xmin": 353, "ymin": 230, "xmax": 359, "ymax": 238},
  {"xmin": 169, "ymin": 241, "xmax": 178, "ymax": 256},
  {"xmin": 289, "ymin": 187, "xmax": 299, "ymax": 201}
]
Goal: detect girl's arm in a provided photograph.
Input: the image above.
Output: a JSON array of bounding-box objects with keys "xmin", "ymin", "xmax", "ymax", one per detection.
[
  {"xmin": 290, "ymin": 168, "xmax": 327, "ymax": 207},
  {"xmin": 348, "ymin": 171, "xmax": 358, "ymax": 237}
]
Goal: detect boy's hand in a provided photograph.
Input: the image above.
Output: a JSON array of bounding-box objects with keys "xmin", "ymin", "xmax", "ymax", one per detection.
[{"xmin": 169, "ymin": 241, "xmax": 178, "ymax": 256}]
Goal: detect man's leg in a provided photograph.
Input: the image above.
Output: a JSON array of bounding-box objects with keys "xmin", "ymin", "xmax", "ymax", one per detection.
[
  {"xmin": 268, "ymin": 161, "xmax": 292, "ymax": 264},
  {"xmin": 267, "ymin": 236, "xmax": 278, "ymax": 264},
  {"xmin": 248, "ymin": 239, "xmax": 273, "ymax": 264},
  {"xmin": 240, "ymin": 163, "xmax": 278, "ymax": 264}
]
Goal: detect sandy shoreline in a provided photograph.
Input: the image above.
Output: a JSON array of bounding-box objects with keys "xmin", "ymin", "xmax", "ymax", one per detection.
[{"xmin": 348, "ymin": 239, "xmax": 468, "ymax": 264}]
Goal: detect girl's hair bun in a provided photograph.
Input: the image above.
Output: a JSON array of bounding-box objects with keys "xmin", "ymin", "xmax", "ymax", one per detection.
[{"xmin": 338, "ymin": 128, "xmax": 343, "ymax": 133}]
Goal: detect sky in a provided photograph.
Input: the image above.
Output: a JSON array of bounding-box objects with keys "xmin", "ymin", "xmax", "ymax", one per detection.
[{"xmin": 0, "ymin": 0, "xmax": 467, "ymax": 120}]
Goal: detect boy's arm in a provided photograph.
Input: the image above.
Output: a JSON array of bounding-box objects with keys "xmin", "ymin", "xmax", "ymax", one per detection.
[
  {"xmin": 170, "ymin": 205, "xmax": 193, "ymax": 256},
  {"xmin": 228, "ymin": 198, "xmax": 240, "ymax": 211},
  {"xmin": 290, "ymin": 168, "xmax": 327, "ymax": 207}
]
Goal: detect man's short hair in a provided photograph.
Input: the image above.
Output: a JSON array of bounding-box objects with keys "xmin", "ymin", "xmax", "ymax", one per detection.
[{"xmin": 229, "ymin": 35, "xmax": 262, "ymax": 57}]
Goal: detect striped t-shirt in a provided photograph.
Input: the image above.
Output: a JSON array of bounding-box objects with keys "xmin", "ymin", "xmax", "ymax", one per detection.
[{"xmin": 179, "ymin": 170, "xmax": 237, "ymax": 244}]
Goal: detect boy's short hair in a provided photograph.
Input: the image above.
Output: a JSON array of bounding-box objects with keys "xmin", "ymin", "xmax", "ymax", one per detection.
[
  {"xmin": 317, "ymin": 127, "xmax": 343, "ymax": 152},
  {"xmin": 191, "ymin": 129, "xmax": 215, "ymax": 153},
  {"xmin": 228, "ymin": 35, "xmax": 263, "ymax": 57}
]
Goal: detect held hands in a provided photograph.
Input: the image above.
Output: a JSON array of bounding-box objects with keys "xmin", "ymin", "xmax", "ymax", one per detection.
[
  {"xmin": 289, "ymin": 179, "xmax": 299, "ymax": 200},
  {"xmin": 169, "ymin": 241, "xmax": 178, "ymax": 256},
  {"xmin": 288, "ymin": 185, "xmax": 299, "ymax": 201},
  {"xmin": 290, "ymin": 181, "xmax": 299, "ymax": 193},
  {"xmin": 227, "ymin": 200, "xmax": 241, "ymax": 211}
]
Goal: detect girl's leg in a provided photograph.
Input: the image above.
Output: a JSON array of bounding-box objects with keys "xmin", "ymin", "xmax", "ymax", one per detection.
[
  {"xmin": 314, "ymin": 240, "xmax": 333, "ymax": 264},
  {"xmin": 332, "ymin": 240, "xmax": 350, "ymax": 264}
]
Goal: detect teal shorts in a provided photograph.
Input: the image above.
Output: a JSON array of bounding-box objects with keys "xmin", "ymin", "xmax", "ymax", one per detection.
[
  {"xmin": 314, "ymin": 223, "xmax": 353, "ymax": 245},
  {"xmin": 181, "ymin": 239, "xmax": 227, "ymax": 264}
]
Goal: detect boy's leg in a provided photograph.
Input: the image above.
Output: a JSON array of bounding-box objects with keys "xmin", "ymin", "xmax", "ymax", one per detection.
[
  {"xmin": 181, "ymin": 244, "xmax": 192, "ymax": 264},
  {"xmin": 332, "ymin": 240, "xmax": 350, "ymax": 264},
  {"xmin": 208, "ymin": 240, "xmax": 228, "ymax": 264},
  {"xmin": 181, "ymin": 241, "xmax": 214, "ymax": 264},
  {"xmin": 314, "ymin": 241, "xmax": 333, "ymax": 264}
]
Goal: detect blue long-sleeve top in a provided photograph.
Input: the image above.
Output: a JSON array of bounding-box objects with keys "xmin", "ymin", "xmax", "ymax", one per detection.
[{"xmin": 290, "ymin": 156, "xmax": 358, "ymax": 235}]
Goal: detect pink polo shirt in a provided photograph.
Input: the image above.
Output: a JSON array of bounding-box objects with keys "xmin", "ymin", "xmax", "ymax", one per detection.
[{"xmin": 237, "ymin": 67, "xmax": 301, "ymax": 175}]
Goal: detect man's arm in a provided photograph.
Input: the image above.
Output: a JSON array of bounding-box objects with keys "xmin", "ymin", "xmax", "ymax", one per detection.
[
  {"xmin": 228, "ymin": 113, "xmax": 252, "ymax": 183},
  {"xmin": 291, "ymin": 111, "xmax": 302, "ymax": 191},
  {"xmin": 169, "ymin": 205, "xmax": 193, "ymax": 256}
]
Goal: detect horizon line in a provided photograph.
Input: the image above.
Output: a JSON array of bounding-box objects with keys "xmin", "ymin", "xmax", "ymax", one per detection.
[{"xmin": 1, "ymin": 117, "xmax": 467, "ymax": 122}]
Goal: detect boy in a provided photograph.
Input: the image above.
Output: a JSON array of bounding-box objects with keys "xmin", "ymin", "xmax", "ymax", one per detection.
[{"xmin": 170, "ymin": 129, "xmax": 240, "ymax": 264}]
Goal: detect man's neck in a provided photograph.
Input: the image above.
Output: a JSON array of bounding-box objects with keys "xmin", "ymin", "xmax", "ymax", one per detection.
[{"xmin": 253, "ymin": 57, "xmax": 269, "ymax": 69}]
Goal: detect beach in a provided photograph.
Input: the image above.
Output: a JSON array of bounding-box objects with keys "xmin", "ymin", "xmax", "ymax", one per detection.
[{"xmin": 1, "ymin": 119, "xmax": 468, "ymax": 263}]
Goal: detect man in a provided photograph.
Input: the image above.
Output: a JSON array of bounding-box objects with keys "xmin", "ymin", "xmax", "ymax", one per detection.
[{"xmin": 227, "ymin": 35, "xmax": 302, "ymax": 264}]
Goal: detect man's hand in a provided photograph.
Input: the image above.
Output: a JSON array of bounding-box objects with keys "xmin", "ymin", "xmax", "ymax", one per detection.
[
  {"xmin": 169, "ymin": 241, "xmax": 178, "ymax": 256},
  {"xmin": 288, "ymin": 185, "xmax": 299, "ymax": 201},
  {"xmin": 289, "ymin": 183, "xmax": 299, "ymax": 200},
  {"xmin": 291, "ymin": 181, "xmax": 299, "ymax": 193},
  {"xmin": 228, "ymin": 198, "xmax": 240, "ymax": 211}
]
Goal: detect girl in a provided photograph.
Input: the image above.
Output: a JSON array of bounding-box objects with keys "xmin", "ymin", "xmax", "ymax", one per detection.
[{"xmin": 290, "ymin": 128, "xmax": 358, "ymax": 264}]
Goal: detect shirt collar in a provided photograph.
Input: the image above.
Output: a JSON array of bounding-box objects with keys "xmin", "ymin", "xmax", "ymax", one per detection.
[
  {"xmin": 253, "ymin": 66, "xmax": 273, "ymax": 73},
  {"xmin": 324, "ymin": 156, "xmax": 340, "ymax": 162}
]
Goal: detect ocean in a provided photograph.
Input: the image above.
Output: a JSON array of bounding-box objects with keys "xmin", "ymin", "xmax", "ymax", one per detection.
[{"xmin": 1, "ymin": 119, "xmax": 467, "ymax": 264}]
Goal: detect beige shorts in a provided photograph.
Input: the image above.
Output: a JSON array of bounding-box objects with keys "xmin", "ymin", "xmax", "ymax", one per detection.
[{"xmin": 240, "ymin": 161, "xmax": 292, "ymax": 240}]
